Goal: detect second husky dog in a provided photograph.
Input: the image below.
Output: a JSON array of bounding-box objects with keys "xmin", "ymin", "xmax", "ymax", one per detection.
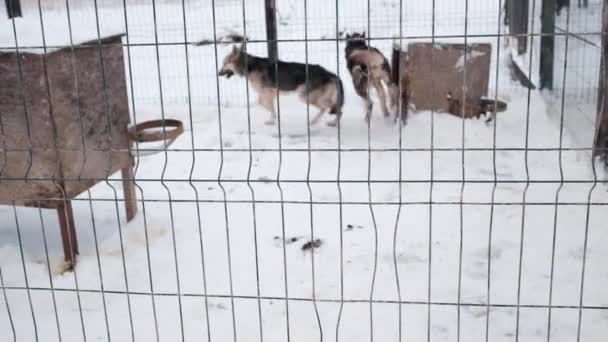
[
  {"xmin": 219, "ymin": 45, "xmax": 345, "ymax": 126},
  {"xmin": 344, "ymin": 32, "xmax": 399, "ymax": 123}
]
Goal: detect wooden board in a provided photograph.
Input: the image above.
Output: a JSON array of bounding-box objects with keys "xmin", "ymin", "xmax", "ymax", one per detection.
[{"xmin": 406, "ymin": 42, "xmax": 492, "ymax": 113}]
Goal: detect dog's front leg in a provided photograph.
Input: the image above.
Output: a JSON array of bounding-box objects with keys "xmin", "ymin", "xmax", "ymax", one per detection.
[
  {"xmin": 259, "ymin": 93, "xmax": 277, "ymax": 125},
  {"xmin": 374, "ymin": 80, "xmax": 391, "ymax": 118}
]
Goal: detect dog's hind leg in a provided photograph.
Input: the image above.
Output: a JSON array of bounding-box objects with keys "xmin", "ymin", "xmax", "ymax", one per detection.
[
  {"xmin": 355, "ymin": 84, "xmax": 372, "ymax": 123},
  {"xmin": 259, "ymin": 92, "xmax": 277, "ymax": 125},
  {"xmin": 373, "ymin": 79, "xmax": 391, "ymax": 118},
  {"xmin": 310, "ymin": 108, "xmax": 328, "ymax": 126}
]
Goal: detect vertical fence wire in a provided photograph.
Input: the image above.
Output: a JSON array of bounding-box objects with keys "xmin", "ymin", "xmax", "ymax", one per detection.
[
  {"xmin": 240, "ymin": 1, "xmax": 266, "ymax": 342},
  {"xmin": 9, "ymin": 206, "xmax": 39, "ymax": 342},
  {"xmin": 209, "ymin": 1, "xmax": 240, "ymax": 342},
  {"xmin": 335, "ymin": 1, "xmax": 345, "ymax": 342},
  {"xmin": 179, "ymin": 0, "xmax": 212, "ymax": 341},
  {"xmin": 575, "ymin": 62, "xmax": 602, "ymax": 342},
  {"xmin": 117, "ymin": 3, "xmax": 163, "ymax": 337},
  {"xmin": 9, "ymin": 3, "xmax": 41, "ymax": 340},
  {"xmin": 457, "ymin": 0, "xmax": 470, "ymax": 341},
  {"xmin": 575, "ymin": 4, "xmax": 602, "ymax": 342},
  {"xmin": 428, "ymin": 1, "xmax": 437, "ymax": 342},
  {"xmin": 365, "ymin": 3, "xmax": 380, "ymax": 342},
  {"xmin": 91, "ymin": 1, "xmax": 137, "ymax": 340},
  {"xmin": 393, "ymin": 1, "xmax": 405, "ymax": 342},
  {"xmin": 545, "ymin": 5, "xmax": 573, "ymax": 342},
  {"xmin": 0, "ymin": 264, "xmax": 15, "ymax": 342},
  {"xmin": 521, "ymin": 1, "xmax": 537, "ymax": 342},
  {"xmin": 0, "ymin": 73, "xmax": 16, "ymax": 342},
  {"xmin": 62, "ymin": 1, "xmax": 92, "ymax": 339},
  {"xmin": 486, "ymin": 0, "xmax": 508, "ymax": 340},
  {"xmin": 303, "ymin": 1, "xmax": 324, "ymax": 340},
  {"xmin": 35, "ymin": 205, "xmax": 63, "ymax": 341},
  {"xmin": 149, "ymin": 0, "xmax": 187, "ymax": 340}
]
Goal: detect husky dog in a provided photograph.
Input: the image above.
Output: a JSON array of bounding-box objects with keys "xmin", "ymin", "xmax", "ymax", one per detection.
[
  {"xmin": 218, "ymin": 45, "xmax": 345, "ymax": 126},
  {"xmin": 344, "ymin": 32, "xmax": 399, "ymax": 123}
]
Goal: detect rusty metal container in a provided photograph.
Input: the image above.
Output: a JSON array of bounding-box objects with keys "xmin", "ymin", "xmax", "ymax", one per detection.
[
  {"xmin": 392, "ymin": 42, "xmax": 494, "ymax": 118},
  {"xmin": 0, "ymin": 34, "xmax": 137, "ymax": 269}
]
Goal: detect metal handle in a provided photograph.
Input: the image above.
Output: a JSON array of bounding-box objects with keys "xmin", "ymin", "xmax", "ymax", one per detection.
[{"xmin": 128, "ymin": 119, "xmax": 184, "ymax": 156}]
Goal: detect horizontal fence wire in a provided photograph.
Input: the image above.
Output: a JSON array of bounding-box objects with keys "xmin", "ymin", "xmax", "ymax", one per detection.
[{"xmin": 1, "ymin": 0, "xmax": 608, "ymax": 342}]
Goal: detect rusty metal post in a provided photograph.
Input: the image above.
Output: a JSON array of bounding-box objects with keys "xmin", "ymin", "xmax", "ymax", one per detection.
[
  {"xmin": 122, "ymin": 165, "xmax": 138, "ymax": 222},
  {"xmin": 57, "ymin": 200, "xmax": 79, "ymax": 269}
]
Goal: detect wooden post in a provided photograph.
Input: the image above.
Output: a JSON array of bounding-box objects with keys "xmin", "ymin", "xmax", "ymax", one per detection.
[
  {"xmin": 540, "ymin": 0, "xmax": 556, "ymax": 89},
  {"xmin": 265, "ymin": 0, "xmax": 278, "ymax": 62},
  {"xmin": 595, "ymin": 0, "xmax": 608, "ymax": 164},
  {"xmin": 122, "ymin": 165, "xmax": 138, "ymax": 222},
  {"xmin": 4, "ymin": 0, "xmax": 21, "ymax": 18},
  {"xmin": 57, "ymin": 200, "xmax": 79, "ymax": 269}
]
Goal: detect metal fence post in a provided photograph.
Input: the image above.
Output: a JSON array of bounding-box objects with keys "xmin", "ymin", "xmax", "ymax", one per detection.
[
  {"xmin": 265, "ymin": 0, "xmax": 278, "ymax": 62},
  {"xmin": 540, "ymin": 0, "xmax": 556, "ymax": 89}
]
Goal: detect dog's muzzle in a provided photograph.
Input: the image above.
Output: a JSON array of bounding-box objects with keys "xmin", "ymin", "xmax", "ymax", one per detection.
[{"xmin": 219, "ymin": 69, "xmax": 234, "ymax": 78}]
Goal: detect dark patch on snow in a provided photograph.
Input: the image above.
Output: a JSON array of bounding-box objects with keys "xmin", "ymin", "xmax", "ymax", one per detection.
[
  {"xmin": 273, "ymin": 236, "xmax": 301, "ymax": 245},
  {"xmin": 345, "ymin": 224, "xmax": 365, "ymax": 231},
  {"xmin": 301, "ymin": 239, "xmax": 322, "ymax": 251}
]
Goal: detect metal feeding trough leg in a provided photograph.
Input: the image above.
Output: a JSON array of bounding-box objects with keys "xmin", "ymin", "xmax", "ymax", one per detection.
[
  {"xmin": 122, "ymin": 165, "xmax": 138, "ymax": 222},
  {"xmin": 0, "ymin": 34, "xmax": 183, "ymax": 270},
  {"xmin": 57, "ymin": 200, "xmax": 79, "ymax": 268}
]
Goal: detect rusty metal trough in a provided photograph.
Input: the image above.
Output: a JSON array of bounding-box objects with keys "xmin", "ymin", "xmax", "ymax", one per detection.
[
  {"xmin": 392, "ymin": 42, "xmax": 506, "ymax": 119},
  {"xmin": 0, "ymin": 34, "xmax": 136, "ymax": 269}
]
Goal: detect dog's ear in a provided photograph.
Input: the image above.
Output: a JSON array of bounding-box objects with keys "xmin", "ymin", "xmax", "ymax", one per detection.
[{"xmin": 232, "ymin": 44, "xmax": 239, "ymax": 54}]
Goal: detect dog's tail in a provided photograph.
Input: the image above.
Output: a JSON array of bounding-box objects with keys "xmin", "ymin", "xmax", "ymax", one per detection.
[{"xmin": 330, "ymin": 77, "xmax": 345, "ymax": 115}]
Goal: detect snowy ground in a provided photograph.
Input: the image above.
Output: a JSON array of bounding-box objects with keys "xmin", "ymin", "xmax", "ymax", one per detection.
[{"xmin": 1, "ymin": 1, "xmax": 608, "ymax": 342}]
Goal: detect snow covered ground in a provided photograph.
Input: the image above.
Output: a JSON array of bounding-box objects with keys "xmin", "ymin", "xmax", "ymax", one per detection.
[{"xmin": 1, "ymin": 1, "xmax": 608, "ymax": 342}]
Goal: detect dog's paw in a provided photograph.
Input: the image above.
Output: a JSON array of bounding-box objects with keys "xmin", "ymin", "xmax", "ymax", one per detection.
[
  {"xmin": 265, "ymin": 119, "xmax": 277, "ymax": 126},
  {"xmin": 394, "ymin": 116, "xmax": 407, "ymax": 126},
  {"xmin": 327, "ymin": 119, "xmax": 338, "ymax": 127}
]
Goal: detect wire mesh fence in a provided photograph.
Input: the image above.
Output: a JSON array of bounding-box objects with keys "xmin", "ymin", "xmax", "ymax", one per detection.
[{"xmin": 1, "ymin": 0, "xmax": 608, "ymax": 342}]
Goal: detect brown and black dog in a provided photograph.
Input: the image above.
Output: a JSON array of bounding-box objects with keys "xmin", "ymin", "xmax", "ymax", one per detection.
[{"xmin": 219, "ymin": 45, "xmax": 344, "ymax": 126}]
